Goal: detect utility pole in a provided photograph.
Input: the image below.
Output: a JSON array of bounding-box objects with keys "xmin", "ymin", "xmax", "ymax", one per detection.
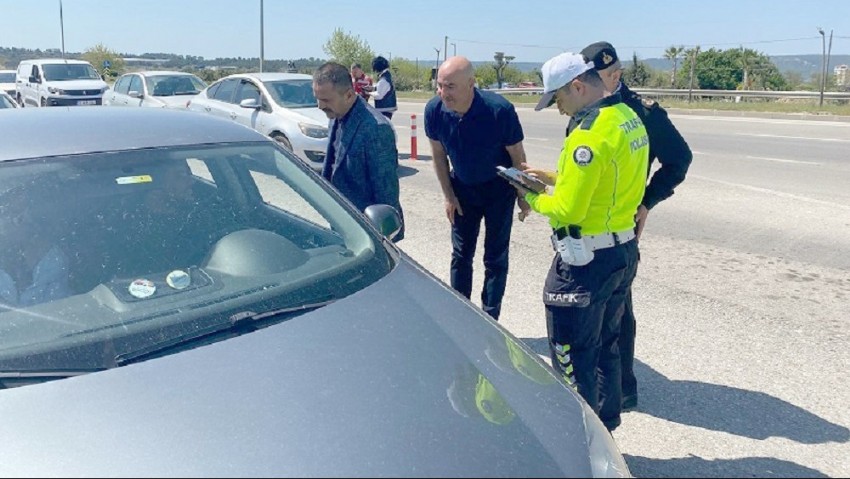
[
  {"xmin": 451, "ymin": 43, "xmax": 456, "ymax": 57},
  {"xmin": 59, "ymin": 0, "xmax": 66, "ymax": 59},
  {"xmin": 444, "ymin": 36, "xmax": 448, "ymax": 62},
  {"xmin": 818, "ymin": 27, "xmax": 826, "ymax": 107},
  {"xmin": 434, "ymin": 47, "xmax": 441, "ymax": 92},
  {"xmin": 259, "ymin": 0, "xmax": 264, "ymax": 72},
  {"xmin": 826, "ymin": 29, "xmax": 834, "ymax": 93},
  {"xmin": 687, "ymin": 46, "xmax": 700, "ymax": 104}
]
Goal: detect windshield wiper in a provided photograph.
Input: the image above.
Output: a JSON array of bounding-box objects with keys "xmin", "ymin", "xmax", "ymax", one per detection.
[{"xmin": 114, "ymin": 300, "xmax": 335, "ymax": 367}]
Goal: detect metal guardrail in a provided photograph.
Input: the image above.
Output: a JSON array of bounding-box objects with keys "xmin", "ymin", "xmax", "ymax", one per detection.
[{"xmin": 491, "ymin": 87, "xmax": 850, "ymax": 100}]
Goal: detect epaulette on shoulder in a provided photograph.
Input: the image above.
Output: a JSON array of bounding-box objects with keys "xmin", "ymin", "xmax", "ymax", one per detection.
[{"xmin": 579, "ymin": 108, "xmax": 601, "ymax": 130}]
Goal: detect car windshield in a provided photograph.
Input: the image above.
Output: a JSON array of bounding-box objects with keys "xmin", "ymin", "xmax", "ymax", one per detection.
[
  {"xmin": 264, "ymin": 79, "xmax": 318, "ymax": 108},
  {"xmin": 146, "ymin": 74, "xmax": 207, "ymax": 96},
  {"xmin": 0, "ymin": 142, "xmax": 393, "ymax": 377},
  {"xmin": 0, "ymin": 72, "xmax": 15, "ymax": 82},
  {"xmin": 42, "ymin": 63, "xmax": 101, "ymax": 81}
]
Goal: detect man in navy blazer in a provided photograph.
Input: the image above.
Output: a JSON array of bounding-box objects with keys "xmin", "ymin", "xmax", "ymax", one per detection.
[{"xmin": 313, "ymin": 62, "xmax": 404, "ymax": 241}]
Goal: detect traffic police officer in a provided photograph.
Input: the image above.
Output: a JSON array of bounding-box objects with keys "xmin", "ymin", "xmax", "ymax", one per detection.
[
  {"xmin": 516, "ymin": 52, "xmax": 648, "ymax": 431},
  {"xmin": 578, "ymin": 41, "xmax": 693, "ymax": 411}
]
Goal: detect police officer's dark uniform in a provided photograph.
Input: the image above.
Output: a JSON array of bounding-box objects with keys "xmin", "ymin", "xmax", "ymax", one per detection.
[
  {"xmin": 577, "ymin": 42, "xmax": 693, "ymax": 411},
  {"xmin": 523, "ymin": 52, "xmax": 649, "ymax": 431}
]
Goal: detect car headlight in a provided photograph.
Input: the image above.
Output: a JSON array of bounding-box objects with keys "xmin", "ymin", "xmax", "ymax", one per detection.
[
  {"xmin": 47, "ymin": 87, "xmax": 66, "ymax": 95},
  {"xmin": 581, "ymin": 400, "xmax": 631, "ymax": 477},
  {"xmin": 298, "ymin": 122, "xmax": 328, "ymax": 139}
]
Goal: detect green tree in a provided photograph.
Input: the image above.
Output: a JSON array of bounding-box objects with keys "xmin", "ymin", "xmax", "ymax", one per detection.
[
  {"xmin": 322, "ymin": 28, "xmax": 374, "ymax": 71},
  {"xmin": 387, "ymin": 57, "xmax": 433, "ymax": 91},
  {"xmin": 622, "ymin": 53, "xmax": 651, "ymax": 87},
  {"xmin": 663, "ymin": 45, "xmax": 685, "ymax": 87},
  {"xmin": 676, "ymin": 47, "xmax": 788, "ymax": 91},
  {"xmin": 81, "ymin": 43, "xmax": 125, "ymax": 77}
]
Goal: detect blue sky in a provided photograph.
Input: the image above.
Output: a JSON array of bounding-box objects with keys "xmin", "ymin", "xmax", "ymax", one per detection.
[{"xmin": 3, "ymin": 0, "xmax": 849, "ymax": 63}]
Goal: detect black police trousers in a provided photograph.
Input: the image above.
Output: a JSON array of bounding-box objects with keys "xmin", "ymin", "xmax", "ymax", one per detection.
[
  {"xmin": 543, "ymin": 240, "xmax": 639, "ymax": 431},
  {"xmin": 449, "ymin": 174, "xmax": 515, "ymax": 320}
]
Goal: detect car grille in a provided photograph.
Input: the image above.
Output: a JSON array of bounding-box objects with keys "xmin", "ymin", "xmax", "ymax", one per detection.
[{"xmin": 64, "ymin": 90, "xmax": 101, "ymax": 96}]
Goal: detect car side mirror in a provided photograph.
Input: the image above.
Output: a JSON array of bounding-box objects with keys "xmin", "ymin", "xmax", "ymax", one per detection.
[
  {"xmin": 29, "ymin": 76, "xmax": 40, "ymax": 84},
  {"xmin": 364, "ymin": 204, "xmax": 402, "ymax": 239},
  {"xmin": 129, "ymin": 90, "xmax": 143, "ymax": 99},
  {"xmin": 240, "ymin": 98, "xmax": 261, "ymax": 109}
]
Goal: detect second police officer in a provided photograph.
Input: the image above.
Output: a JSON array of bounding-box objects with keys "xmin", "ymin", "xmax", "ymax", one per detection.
[
  {"xmin": 516, "ymin": 52, "xmax": 648, "ymax": 432},
  {"xmin": 577, "ymin": 41, "xmax": 693, "ymax": 411}
]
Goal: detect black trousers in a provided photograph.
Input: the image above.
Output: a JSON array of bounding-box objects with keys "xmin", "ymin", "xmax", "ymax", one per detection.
[
  {"xmin": 449, "ymin": 175, "xmax": 515, "ymax": 320},
  {"xmin": 620, "ymin": 287, "xmax": 637, "ymax": 399},
  {"xmin": 543, "ymin": 240, "xmax": 639, "ymax": 431}
]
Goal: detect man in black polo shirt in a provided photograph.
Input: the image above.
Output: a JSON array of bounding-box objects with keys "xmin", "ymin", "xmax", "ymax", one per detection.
[{"xmin": 424, "ymin": 56, "xmax": 530, "ymax": 320}]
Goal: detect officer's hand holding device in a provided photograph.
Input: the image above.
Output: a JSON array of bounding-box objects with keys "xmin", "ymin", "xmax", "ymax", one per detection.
[{"xmin": 496, "ymin": 166, "xmax": 547, "ymax": 195}]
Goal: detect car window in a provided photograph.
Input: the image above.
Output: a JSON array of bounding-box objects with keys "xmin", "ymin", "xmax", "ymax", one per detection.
[
  {"xmin": 205, "ymin": 81, "xmax": 221, "ymax": 98},
  {"xmin": 114, "ymin": 76, "xmax": 131, "ymax": 94},
  {"xmin": 212, "ymin": 79, "xmax": 239, "ymax": 103},
  {"xmin": 128, "ymin": 75, "xmax": 143, "ymax": 94},
  {"xmin": 0, "ymin": 72, "xmax": 14, "ymax": 82},
  {"xmin": 41, "ymin": 63, "xmax": 101, "ymax": 81},
  {"xmin": 31, "ymin": 65, "xmax": 39, "ymax": 79},
  {"xmin": 264, "ymin": 79, "xmax": 317, "ymax": 108},
  {"xmin": 0, "ymin": 143, "xmax": 392, "ymax": 378},
  {"xmin": 0, "ymin": 94, "xmax": 16, "ymax": 108},
  {"xmin": 147, "ymin": 75, "xmax": 207, "ymax": 97},
  {"xmin": 236, "ymin": 80, "xmax": 261, "ymax": 104}
]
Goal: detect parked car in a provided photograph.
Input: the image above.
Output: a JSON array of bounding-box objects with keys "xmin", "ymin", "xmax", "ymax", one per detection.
[
  {"xmin": 104, "ymin": 71, "xmax": 206, "ymax": 109},
  {"xmin": 0, "ymin": 107, "xmax": 630, "ymax": 477},
  {"xmin": 0, "ymin": 91, "xmax": 17, "ymax": 109},
  {"xmin": 0, "ymin": 70, "xmax": 15, "ymax": 97},
  {"xmin": 15, "ymin": 59, "xmax": 108, "ymax": 107},
  {"xmin": 187, "ymin": 72, "xmax": 328, "ymax": 170}
]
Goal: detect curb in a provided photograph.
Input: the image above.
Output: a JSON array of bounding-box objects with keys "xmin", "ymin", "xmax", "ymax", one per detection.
[{"xmin": 398, "ymin": 100, "xmax": 850, "ymax": 123}]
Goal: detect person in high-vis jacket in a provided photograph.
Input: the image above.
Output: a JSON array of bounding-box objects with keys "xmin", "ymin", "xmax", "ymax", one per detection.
[
  {"xmin": 578, "ymin": 41, "xmax": 693, "ymax": 412},
  {"xmin": 512, "ymin": 52, "xmax": 648, "ymax": 432}
]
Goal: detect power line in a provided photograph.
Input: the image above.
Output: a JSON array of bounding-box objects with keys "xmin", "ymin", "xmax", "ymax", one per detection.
[{"xmin": 449, "ymin": 37, "xmax": 565, "ymax": 51}]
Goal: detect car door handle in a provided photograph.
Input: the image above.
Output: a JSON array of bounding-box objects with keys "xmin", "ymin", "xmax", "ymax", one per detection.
[
  {"xmin": 229, "ymin": 112, "xmax": 237, "ymax": 119},
  {"xmin": 204, "ymin": 106, "xmax": 211, "ymax": 112}
]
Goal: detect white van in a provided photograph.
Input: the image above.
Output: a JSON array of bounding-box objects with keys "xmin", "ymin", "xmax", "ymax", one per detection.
[{"xmin": 16, "ymin": 59, "xmax": 108, "ymax": 107}]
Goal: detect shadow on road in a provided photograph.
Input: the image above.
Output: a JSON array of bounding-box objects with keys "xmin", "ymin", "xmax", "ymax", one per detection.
[
  {"xmin": 397, "ymin": 164, "xmax": 419, "ymax": 178},
  {"xmin": 399, "ymin": 153, "xmax": 432, "ymax": 162},
  {"xmin": 519, "ymin": 337, "xmax": 849, "ymax": 445},
  {"xmin": 623, "ymin": 454, "xmax": 828, "ymax": 478}
]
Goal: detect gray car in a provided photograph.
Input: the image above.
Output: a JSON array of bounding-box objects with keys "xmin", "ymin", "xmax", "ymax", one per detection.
[{"xmin": 0, "ymin": 107, "xmax": 630, "ymax": 478}]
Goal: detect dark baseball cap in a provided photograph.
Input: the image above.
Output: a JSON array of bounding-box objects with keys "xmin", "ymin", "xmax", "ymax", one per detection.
[{"xmin": 580, "ymin": 41, "xmax": 619, "ymax": 71}]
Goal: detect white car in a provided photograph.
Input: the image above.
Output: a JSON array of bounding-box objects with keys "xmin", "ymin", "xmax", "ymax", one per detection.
[
  {"xmin": 15, "ymin": 59, "xmax": 108, "ymax": 107},
  {"xmin": 104, "ymin": 71, "xmax": 207, "ymax": 109},
  {"xmin": 187, "ymin": 73, "xmax": 328, "ymax": 170},
  {"xmin": 0, "ymin": 70, "xmax": 15, "ymax": 97}
]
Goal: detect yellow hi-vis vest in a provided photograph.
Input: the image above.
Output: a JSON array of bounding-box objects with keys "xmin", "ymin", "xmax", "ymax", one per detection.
[{"xmin": 526, "ymin": 101, "xmax": 649, "ymax": 236}]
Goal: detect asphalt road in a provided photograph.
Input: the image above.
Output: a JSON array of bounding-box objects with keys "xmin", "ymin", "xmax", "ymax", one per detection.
[{"xmin": 388, "ymin": 101, "xmax": 850, "ymax": 478}]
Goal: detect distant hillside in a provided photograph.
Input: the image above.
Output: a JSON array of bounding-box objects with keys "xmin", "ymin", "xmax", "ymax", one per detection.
[{"xmin": 475, "ymin": 55, "xmax": 850, "ymax": 81}]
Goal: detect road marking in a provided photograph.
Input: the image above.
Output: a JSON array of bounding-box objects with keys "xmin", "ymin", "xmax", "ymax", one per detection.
[
  {"xmin": 691, "ymin": 175, "xmax": 850, "ymax": 210},
  {"xmin": 736, "ymin": 133, "xmax": 850, "ymax": 143},
  {"xmin": 745, "ymin": 155, "xmax": 820, "ymax": 165},
  {"xmin": 695, "ymin": 150, "xmax": 820, "ymax": 165},
  {"xmin": 671, "ymin": 115, "xmax": 850, "ymax": 128}
]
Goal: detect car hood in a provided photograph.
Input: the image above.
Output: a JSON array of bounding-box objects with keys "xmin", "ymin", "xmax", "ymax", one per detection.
[
  {"xmin": 0, "ymin": 256, "xmax": 596, "ymax": 477},
  {"xmin": 49, "ymin": 79, "xmax": 108, "ymax": 90}
]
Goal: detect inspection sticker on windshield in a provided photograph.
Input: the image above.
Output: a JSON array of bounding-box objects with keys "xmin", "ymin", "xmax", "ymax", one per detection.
[
  {"xmin": 115, "ymin": 175, "xmax": 153, "ymax": 185},
  {"xmin": 166, "ymin": 270, "xmax": 191, "ymax": 290},
  {"xmin": 128, "ymin": 279, "xmax": 157, "ymax": 298}
]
